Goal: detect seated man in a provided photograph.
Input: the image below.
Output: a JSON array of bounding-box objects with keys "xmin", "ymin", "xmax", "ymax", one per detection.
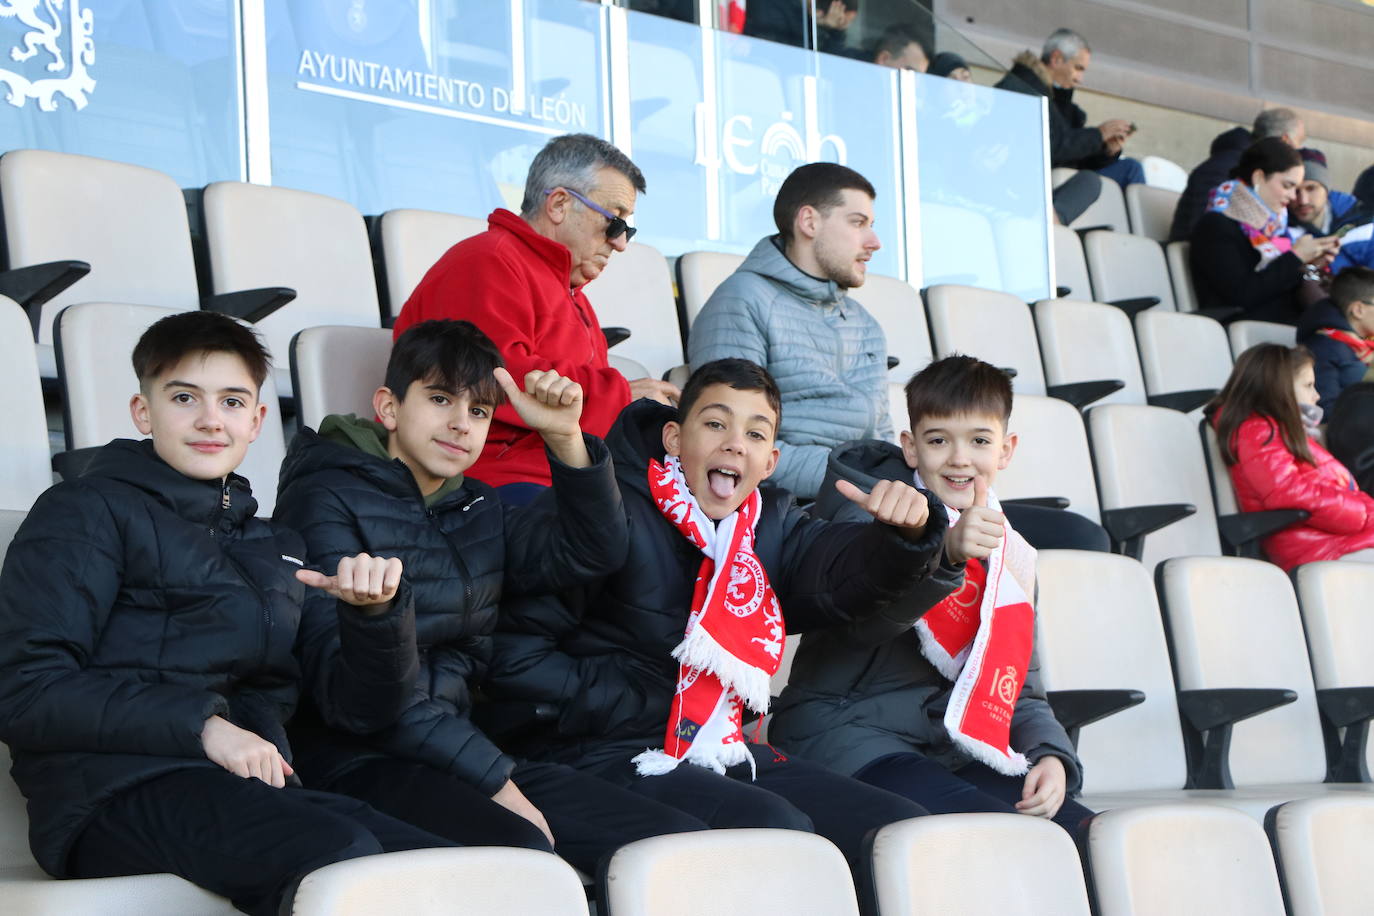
[
  {"xmin": 392, "ymin": 133, "xmax": 678, "ymax": 501},
  {"xmin": 274, "ymin": 319, "xmax": 704, "ymax": 874},
  {"xmin": 0, "ymin": 312, "xmax": 448, "ymax": 916},
  {"xmin": 1289, "ymin": 149, "xmax": 1372, "ymax": 239},
  {"xmin": 487, "ymin": 358, "xmax": 948, "ymax": 883},
  {"xmin": 1298, "ymin": 266, "xmax": 1374, "ymax": 410},
  {"xmin": 870, "ymin": 22, "xmax": 929, "ymax": 72},
  {"xmin": 688, "ymin": 162, "xmax": 890, "ymax": 500}
]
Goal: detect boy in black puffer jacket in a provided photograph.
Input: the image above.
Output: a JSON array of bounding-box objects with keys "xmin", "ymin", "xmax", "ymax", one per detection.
[
  {"xmin": 274, "ymin": 320, "xmax": 703, "ymax": 875},
  {"xmin": 0, "ymin": 312, "xmax": 449, "ymax": 916}
]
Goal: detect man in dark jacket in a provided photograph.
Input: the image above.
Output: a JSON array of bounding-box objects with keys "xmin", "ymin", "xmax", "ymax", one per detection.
[
  {"xmin": 0, "ymin": 312, "xmax": 449, "ymax": 916},
  {"xmin": 274, "ymin": 319, "xmax": 703, "ymax": 874},
  {"xmin": 489, "ymin": 358, "xmax": 947, "ymax": 878},
  {"xmin": 1298, "ymin": 267, "xmax": 1374, "ymax": 409}
]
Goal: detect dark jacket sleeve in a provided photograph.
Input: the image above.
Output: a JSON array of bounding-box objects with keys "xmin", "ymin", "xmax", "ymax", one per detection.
[
  {"xmin": 1189, "ymin": 212, "xmax": 1305, "ymax": 316},
  {"xmin": 373, "ymin": 696, "xmax": 516, "ymax": 796},
  {"xmin": 1009, "ymin": 646, "xmax": 1083, "ymax": 794},
  {"xmin": 0, "ymin": 485, "xmax": 227, "ymax": 757},
  {"xmin": 1051, "ymin": 92, "xmax": 1116, "ymax": 170},
  {"xmin": 829, "ymin": 555, "xmax": 964, "ymax": 649},
  {"xmin": 502, "ymin": 435, "xmax": 628, "ymax": 597}
]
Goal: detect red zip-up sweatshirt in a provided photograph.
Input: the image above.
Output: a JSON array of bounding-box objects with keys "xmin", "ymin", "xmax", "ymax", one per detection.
[{"xmin": 393, "ymin": 209, "xmax": 631, "ymax": 487}]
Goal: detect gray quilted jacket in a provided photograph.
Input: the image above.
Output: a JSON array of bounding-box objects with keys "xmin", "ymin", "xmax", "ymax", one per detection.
[{"xmin": 687, "ymin": 236, "xmax": 892, "ymax": 498}]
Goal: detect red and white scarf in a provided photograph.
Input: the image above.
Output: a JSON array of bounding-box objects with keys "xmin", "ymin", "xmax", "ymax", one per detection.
[
  {"xmin": 915, "ymin": 474, "xmax": 1037, "ymax": 776},
  {"xmin": 632, "ymin": 456, "xmax": 785, "ymax": 778},
  {"xmin": 1316, "ymin": 327, "xmax": 1374, "ymax": 369}
]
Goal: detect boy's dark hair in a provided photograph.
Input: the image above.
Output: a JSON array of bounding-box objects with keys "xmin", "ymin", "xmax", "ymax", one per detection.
[
  {"xmin": 678, "ymin": 358, "xmax": 782, "ymax": 426},
  {"xmin": 773, "ymin": 163, "xmax": 876, "ymax": 243},
  {"xmin": 1205, "ymin": 343, "xmax": 1315, "ymax": 467},
  {"xmin": 1330, "ymin": 266, "xmax": 1374, "ymax": 314},
  {"xmin": 386, "ymin": 320, "xmax": 506, "ymax": 405},
  {"xmin": 903, "ymin": 355, "xmax": 1013, "ymax": 431},
  {"xmin": 131, "ymin": 310, "xmax": 271, "ymax": 393},
  {"xmin": 1231, "ymin": 137, "xmax": 1301, "ymax": 183}
]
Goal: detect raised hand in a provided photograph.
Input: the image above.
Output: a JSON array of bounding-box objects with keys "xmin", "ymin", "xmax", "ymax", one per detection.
[
  {"xmin": 297, "ymin": 553, "xmax": 402, "ymax": 614},
  {"xmin": 1016, "ymin": 755, "xmax": 1067, "ymax": 818},
  {"xmin": 495, "ymin": 367, "xmax": 591, "ymax": 468},
  {"xmin": 201, "ymin": 715, "xmax": 294, "ymax": 787},
  {"xmin": 944, "ymin": 476, "xmax": 1005, "ymax": 565},
  {"xmin": 835, "ymin": 478, "xmax": 930, "ymax": 540}
]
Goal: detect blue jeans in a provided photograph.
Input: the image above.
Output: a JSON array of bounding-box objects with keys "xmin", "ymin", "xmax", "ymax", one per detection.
[{"xmin": 1097, "ymin": 156, "xmax": 1146, "ymax": 189}]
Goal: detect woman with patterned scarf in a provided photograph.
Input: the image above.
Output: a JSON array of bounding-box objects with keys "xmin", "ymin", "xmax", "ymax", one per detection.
[{"xmin": 1190, "ymin": 137, "xmax": 1340, "ymax": 325}]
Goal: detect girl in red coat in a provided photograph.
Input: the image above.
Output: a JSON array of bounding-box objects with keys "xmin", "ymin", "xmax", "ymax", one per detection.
[{"xmin": 1207, "ymin": 343, "xmax": 1374, "ymax": 570}]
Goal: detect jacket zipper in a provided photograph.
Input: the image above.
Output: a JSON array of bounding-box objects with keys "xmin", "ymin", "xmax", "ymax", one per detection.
[{"xmin": 214, "ymin": 482, "xmax": 275, "ymax": 669}]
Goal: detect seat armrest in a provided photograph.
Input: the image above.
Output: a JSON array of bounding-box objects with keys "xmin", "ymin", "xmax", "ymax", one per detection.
[
  {"xmin": 1047, "ymin": 379, "xmax": 1125, "ymax": 409},
  {"xmin": 202, "ymin": 287, "xmax": 296, "ymax": 324},
  {"xmin": 602, "ymin": 326, "xmax": 631, "ymax": 348},
  {"xmin": 1100, "ymin": 503, "xmax": 1196, "ymax": 560},
  {"xmin": 1196, "ymin": 306, "xmax": 1243, "ymax": 323},
  {"xmin": 1217, "ymin": 509, "xmax": 1309, "ymax": 554},
  {"xmin": 1047, "ymin": 688, "xmax": 1145, "ymax": 747},
  {"xmin": 1177, "ymin": 687, "xmax": 1298, "ymax": 789},
  {"xmin": 0, "ymin": 260, "xmax": 91, "ymax": 336},
  {"xmin": 1316, "ymin": 686, "xmax": 1374, "ymax": 783},
  {"xmin": 1105, "ymin": 296, "xmax": 1160, "ymax": 317},
  {"xmin": 886, "ymin": 355, "xmax": 900, "ymax": 371},
  {"xmin": 1055, "ymin": 286, "xmax": 1072, "ymax": 298},
  {"xmin": 1146, "ymin": 389, "xmax": 1217, "ymax": 414},
  {"xmin": 1001, "ymin": 496, "xmax": 1070, "ymax": 510}
]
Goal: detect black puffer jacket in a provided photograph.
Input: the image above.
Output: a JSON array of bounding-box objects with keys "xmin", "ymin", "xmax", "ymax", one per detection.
[
  {"xmin": 0, "ymin": 439, "xmax": 314, "ymax": 876},
  {"xmin": 274, "ymin": 422, "xmax": 627, "ymax": 796},
  {"xmin": 488, "ymin": 400, "xmax": 949, "ymax": 771}
]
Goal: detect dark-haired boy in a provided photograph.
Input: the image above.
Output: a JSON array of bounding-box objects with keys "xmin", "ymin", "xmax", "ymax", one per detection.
[
  {"xmin": 489, "ymin": 358, "xmax": 948, "ymax": 877},
  {"xmin": 0, "ymin": 312, "xmax": 450, "ymax": 916},
  {"xmin": 274, "ymin": 319, "xmax": 703, "ymax": 874},
  {"xmin": 1297, "ymin": 265, "xmax": 1374, "ymax": 409}
]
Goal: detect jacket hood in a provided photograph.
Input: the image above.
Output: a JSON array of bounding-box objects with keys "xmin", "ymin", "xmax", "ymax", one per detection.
[
  {"xmin": 1296, "ymin": 298, "xmax": 1353, "ymax": 338},
  {"xmin": 84, "ymin": 437, "xmax": 256, "ymax": 525},
  {"xmin": 739, "ymin": 235, "xmax": 848, "ymax": 308},
  {"xmin": 811, "ymin": 439, "xmax": 912, "ymax": 520},
  {"xmin": 283, "ymin": 415, "xmax": 468, "ymax": 506},
  {"xmin": 1211, "ymin": 126, "xmax": 1253, "ymax": 157},
  {"xmin": 1010, "ymin": 51, "xmax": 1052, "ymax": 91},
  {"xmin": 605, "ymin": 398, "xmax": 677, "ymax": 499}
]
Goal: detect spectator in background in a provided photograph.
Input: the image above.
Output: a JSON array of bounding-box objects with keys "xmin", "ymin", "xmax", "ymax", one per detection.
[
  {"xmin": 743, "ymin": 0, "xmax": 856, "ymax": 55},
  {"xmin": 1354, "ymin": 165, "xmax": 1374, "ymax": 209},
  {"xmin": 392, "ymin": 133, "xmax": 678, "ymax": 503},
  {"xmin": 929, "ymin": 51, "xmax": 972, "ymax": 81},
  {"xmin": 1170, "ymin": 108, "xmax": 1306, "ymax": 242},
  {"xmin": 1189, "ymin": 138, "xmax": 1339, "ymax": 325},
  {"xmin": 1289, "ymin": 149, "xmax": 1372, "ymax": 238},
  {"xmin": 1298, "ymin": 266, "xmax": 1374, "ymax": 409},
  {"xmin": 870, "ymin": 22, "xmax": 929, "ymax": 72}
]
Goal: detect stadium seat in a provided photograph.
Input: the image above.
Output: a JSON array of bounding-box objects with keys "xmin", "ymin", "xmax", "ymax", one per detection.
[
  {"xmin": 1227, "ymin": 320, "xmax": 1296, "ymax": 359},
  {"xmin": 0, "ymin": 297, "xmax": 51, "ymax": 510},
  {"xmin": 923, "ymin": 285, "xmax": 1046, "ymax": 395},
  {"xmin": 0, "ymin": 510, "xmax": 22, "ymax": 555},
  {"xmin": 290, "ymin": 326, "xmax": 393, "ymax": 432},
  {"xmin": 201, "ymin": 182, "xmax": 383, "ymax": 397},
  {"xmin": 1132, "ymin": 310, "xmax": 1230, "ymax": 413},
  {"xmin": 373, "ymin": 208, "xmax": 485, "ymax": 321},
  {"xmin": 1125, "ymin": 185, "xmax": 1179, "ymax": 242},
  {"xmin": 1199, "ymin": 420, "xmax": 1309, "ymax": 558},
  {"xmin": 607, "ymin": 353, "xmax": 650, "ymax": 382},
  {"xmin": 583, "ymin": 242, "xmax": 685, "ymax": 380},
  {"xmin": 1164, "ymin": 241, "xmax": 1197, "ymax": 313},
  {"xmin": 1053, "ymin": 224, "xmax": 1093, "ymax": 300},
  {"xmin": 1033, "ymin": 298, "xmax": 1142, "ymax": 407},
  {"xmin": 598, "ymin": 829, "xmax": 858, "ymax": 916},
  {"xmin": 1140, "ymin": 155, "xmax": 1189, "ymax": 193},
  {"xmin": 1082, "ymin": 229, "xmax": 1175, "ymax": 313},
  {"xmin": 1085, "ymin": 804, "xmax": 1286, "ymax": 916},
  {"xmin": 868, "ymin": 814, "xmax": 1091, "ymax": 915},
  {"xmin": 995, "ymin": 395, "xmax": 1101, "ymax": 522},
  {"xmin": 290, "ymin": 847, "xmax": 589, "ymax": 916},
  {"xmin": 885, "ymin": 381, "xmax": 906, "ymax": 444},
  {"xmin": 1055, "ymin": 169, "xmax": 1128, "ymax": 232},
  {"xmin": 56, "ymin": 304, "xmax": 287, "ymax": 515},
  {"xmin": 675, "ymin": 250, "xmax": 744, "ymax": 333},
  {"xmin": 846, "ymin": 273, "xmax": 932, "ymax": 382},
  {"xmin": 1265, "ymin": 795, "xmax": 1374, "ymax": 916}
]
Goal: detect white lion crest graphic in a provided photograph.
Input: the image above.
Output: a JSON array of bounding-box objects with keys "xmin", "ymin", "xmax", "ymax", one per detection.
[{"xmin": 0, "ymin": 0, "xmax": 95, "ymax": 111}]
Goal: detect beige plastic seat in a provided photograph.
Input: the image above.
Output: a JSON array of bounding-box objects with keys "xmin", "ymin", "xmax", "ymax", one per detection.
[
  {"xmin": 868, "ymin": 814, "xmax": 1091, "ymax": 915},
  {"xmin": 676, "ymin": 250, "xmax": 744, "ymax": 331},
  {"xmin": 1082, "ymin": 229, "xmax": 1176, "ymax": 311},
  {"xmin": 847, "ymin": 273, "xmax": 932, "ymax": 382},
  {"xmin": 583, "ymin": 242, "xmax": 684, "ymax": 380},
  {"xmin": 1265, "ymin": 795, "xmax": 1374, "ymax": 916},
  {"xmin": 1164, "ymin": 241, "xmax": 1197, "ymax": 313},
  {"xmin": 1053, "ymin": 224, "xmax": 1093, "ymax": 300},
  {"xmin": 374, "ymin": 208, "xmax": 485, "ymax": 321},
  {"xmin": 290, "ymin": 326, "xmax": 394, "ymax": 432},
  {"xmin": 1141, "ymin": 156, "xmax": 1189, "ymax": 193},
  {"xmin": 1055, "ymin": 169, "xmax": 1128, "ymax": 232},
  {"xmin": 202, "ymin": 182, "xmax": 383, "ymax": 397},
  {"xmin": 607, "ymin": 353, "xmax": 650, "ymax": 382},
  {"xmin": 1085, "ymin": 804, "xmax": 1285, "ymax": 916},
  {"xmin": 1034, "ymin": 298, "xmax": 1145, "ymax": 407},
  {"xmin": 289, "ymin": 847, "xmax": 589, "ymax": 916},
  {"xmin": 0, "ymin": 297, "xmax": 51, "ymax": 510},
  {"xmin": 1228, "ymin": 320, "xmax": 1297, "ymax": 359},
  {"xmin": 885, "ymin": 382, "xmax": 906, "ymax": 445},
  {"xmin": 56, "ymin": 304, "xmax": 287, "ymax": 515},
  {"xmin": 599, "ymin": 829, "xmax": 858, "ymax": 916},
  {"xmin": 996, "ymin": 395, "xmax": 1100, "ymax": 522},
  {"xmin": 924, "ymin": 284, "xmax": 1045, "ymax": 395},
  {"xmin": 1133, "ymin": 310, "xmax": 1231, "ymax": 413},
  {"xmin": 1125, "ymin": 185, "xmax": 1180, "ymax": 242}
]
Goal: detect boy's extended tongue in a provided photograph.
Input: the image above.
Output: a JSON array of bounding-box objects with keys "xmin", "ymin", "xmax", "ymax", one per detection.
[{"xmin": 707, "ymin": 470, "xmax": 737, "ymax": 500}]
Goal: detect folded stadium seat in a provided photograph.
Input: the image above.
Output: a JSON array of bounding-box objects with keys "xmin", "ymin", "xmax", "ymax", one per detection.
[
  {"xmin": 1199, "ymin": 421, "xmax": 1308, "ymax": 558},
  {"xmin": 1081, "ymin": 229, "xmax": 1175, "ymax": 317},
  {"xmin": 867, "ymin": 814, "xmax": 1091, "ymax": 916},
  {"xmin": 923, "ymin": 285, "xmax": 1046, "ymax": 396},
  {"xmin": 1164, "ymin": 241, "xmax": 1198, "ymax": 313},
  {"xmin": 56, "ymin": 304, "xmax": 287, "ymax": 515},
  {"xmin": 885, "ymin": 381, "xmax": 906, "ymax": 445},
  {"xmin": 1227, "ymin": 319, "xmax": 1297, "ymax": 359},
  {"xmin": 1293, "ymin": 562, "xmax": 1374, "ymax": 782},
  {"xmin": 201, "ymin": 182, "xmax": 384, "ymax": 398},
  {"xmin": 0, "ymin": 150, "xmax": 291, "ymax": 379},
  {"xmin": 290, "ymin": 327, "xmax": 394, "ymax": 432},
  {"xmin": 289, "ymin": 847, "xmax": 589, "ymax": 916},
  {"xmin": 1141, "ymin": 156, "xmax": 1189, "ymax": 193},
  {"xmin": 1124, "ymin": 185, "xmax": 1180, "ymax": 242},
  {"xmin": 674, "ymin": 250, "xmax": 745, "ymax": 336},
  {"xmin": 0, "ymin": 297, "xmax": 52, "ymax": 511},
  {"xmin": 0, "ymin": 745, "xmax": 234, "ymax": 914},
  {"xmin": 1084, "ymin": 804, "xmax": 1286, "ymax": 916},
  {"xmin": 1053, "ymin": 224, "xmax": 1093, "ymax": 300},
  {"xmin": 1132, "ymin": 310, "xmax": 1232, "ymax": 414},
  {"xmin": 372, "ymin": 208, "xmax": 486, "ymax": 323},
  {"xmin": 995, "ymin": 395, "xmax": 1101, "ymax": 522},
  {"xmin": 845, "ymin": 273, "xmax": 932, "ymax": 383},
  {"xmin": 1265, "ymin": 795, "xmax": 1374, "ymax": 916},
  {"xmin": 597, "ymin": 829, "xmax": 859, "ymax": 916},
  {"xmin": 1033, "ymin": 298, "xmax": 1142, "ymax": 408},
  {"xmin": 582, "ymin": 242, "xmax": 685, "ymax": 381}
]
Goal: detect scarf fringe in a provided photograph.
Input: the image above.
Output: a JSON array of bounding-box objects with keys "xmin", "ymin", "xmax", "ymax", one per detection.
[
  {"xmin": 672, "ymin": 626, "xmax": 773, "ymax": 714},
  {"xmin": 913, "ymin": 617, "xmax": 967, "ymax": 682},
  {"xmin": 957, "ymin": 737, "xmax": 1030, "ymax": 777},
  {"xmin": 632, "ymin": 741, "xmax": 757, "ymax": 779}
]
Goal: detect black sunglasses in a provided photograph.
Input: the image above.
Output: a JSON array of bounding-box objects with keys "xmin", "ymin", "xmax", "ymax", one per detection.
[{"xmin": 548, "ymin": 187, "xmax": 637, "ymax": 241}]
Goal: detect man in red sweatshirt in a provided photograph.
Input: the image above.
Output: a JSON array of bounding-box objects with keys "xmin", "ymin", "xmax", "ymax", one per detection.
[{"xmin": 393, "ymin": 134, "xmax": 679, "ymax": 501}]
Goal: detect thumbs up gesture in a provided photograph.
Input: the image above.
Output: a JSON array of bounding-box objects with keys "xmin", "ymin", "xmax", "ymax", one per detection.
[
  {"xmin": 945, "ymin": 476, "xmax": 1005, "ymax": 565},
  {"xmin": 834, "ymin": 478, "xmax": 931, "ymax": 541}
]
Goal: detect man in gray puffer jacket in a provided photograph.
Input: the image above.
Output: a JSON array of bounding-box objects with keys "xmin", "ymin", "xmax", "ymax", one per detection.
[{"xmin": 688, "ymin": 163, "xmax": 890, "ymax": 499}]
